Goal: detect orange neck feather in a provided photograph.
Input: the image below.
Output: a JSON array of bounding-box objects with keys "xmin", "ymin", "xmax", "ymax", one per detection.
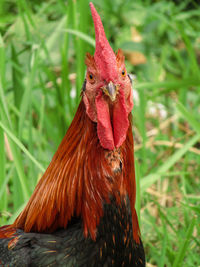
[{"xmin": 13, "ymin": 100, "xmax": 140, "ymax": 242}]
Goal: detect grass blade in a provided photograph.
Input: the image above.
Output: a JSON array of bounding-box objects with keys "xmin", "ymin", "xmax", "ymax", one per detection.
[
  {"xmin": 0, "ymin": 121, "xmax": 45, "ymax": 173},
  {"xmin": 141, "ymin": 134, "xmax": 200, "ymax": 192},
  {"xmin": 18, "ymin": 48, "xmax": 39, "ymax": 137},
  {"xmin": 64, "ymin": 29, "xmax": 95, "ymax": 47},
  {"xmin": 172, "ymin": 217, "xmax": 196, "ymax": 267},
  {"xmin": 176, "ymin": 101, "xmax": 200, "ymax": 135}
]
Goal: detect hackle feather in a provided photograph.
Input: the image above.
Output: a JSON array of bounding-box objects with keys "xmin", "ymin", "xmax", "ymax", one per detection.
[{"xmin": 12, "ymin": 101, "xmax": 140, "ymax": 242}]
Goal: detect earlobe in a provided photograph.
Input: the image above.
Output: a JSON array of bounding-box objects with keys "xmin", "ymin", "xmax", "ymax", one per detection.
[
  {"xmin": 83, "ymin": 93, "xmax": 97, "ymax": 122},
  {"xmin": 126, "ymin": 88, "xmax": 134, "ymax": 114}
]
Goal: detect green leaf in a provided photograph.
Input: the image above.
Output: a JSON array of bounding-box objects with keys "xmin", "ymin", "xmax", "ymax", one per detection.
[
  {"xmin": 176, "ymin": 101, "xmax": 200, "ymax": 135},
  {"xmin": 172, "ymin": 217, "xmax": 196, "ymax": 267},
  {"xmin": 141, "ymin": 134, "xmax": 200, "ymax": 192},
  {"xmin": 64, "ymin": 29, "xmax": 95, "ymax": 47},
  {"xmin": 0, "ymin": 121, "xmax": 45, "ymax": 173}
]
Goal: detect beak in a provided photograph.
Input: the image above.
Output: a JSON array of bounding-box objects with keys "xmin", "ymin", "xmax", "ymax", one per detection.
[{"xmin": 102, "ymin": 81, "xmax": 118, "ymax": 102}]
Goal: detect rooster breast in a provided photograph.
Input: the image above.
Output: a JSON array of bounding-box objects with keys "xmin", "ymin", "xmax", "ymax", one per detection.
[{"xmin": 0, "ymin": 198, "xmax": 145, "ymax": 267}]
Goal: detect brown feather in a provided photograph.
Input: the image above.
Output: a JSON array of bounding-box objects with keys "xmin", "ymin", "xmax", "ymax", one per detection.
[
  {"xmin": 0, "ymin": 225, "xmax": 16, "ymax": 238},
  {"xmin": 12, "ymin": 100, "xmax": 140, "ymax": 243},
  {"xmin": 116, "ymin": 49, "xmax": 125, "ymax": 67}
]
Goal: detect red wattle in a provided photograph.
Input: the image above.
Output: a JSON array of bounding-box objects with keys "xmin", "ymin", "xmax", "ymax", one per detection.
[
  {"xmin": 113, "ymin": 89, "xmax": 129, "ymax": 148},
  {"xmin": 96, "ymin": 91, "xmax": 114, "ymax": 150},
  {"xmin": 95, "ymin": 89, "xmax": 130, "ymax": 150}
]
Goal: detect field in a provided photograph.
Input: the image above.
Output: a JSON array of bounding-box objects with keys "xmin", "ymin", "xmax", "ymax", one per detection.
[{"xmin": 0, "ymin": 0, "xmax": 199, "ymax": 266}]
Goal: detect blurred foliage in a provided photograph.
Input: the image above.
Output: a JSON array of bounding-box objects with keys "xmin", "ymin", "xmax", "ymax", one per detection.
[{"xmin": 0, "ymin": 0, "xmax": 200, "ymax": 266}]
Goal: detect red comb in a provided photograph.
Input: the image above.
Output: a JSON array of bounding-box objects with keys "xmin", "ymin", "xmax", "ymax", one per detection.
[{"xmin": 90, "ymin": 2, "xmax": 118, "ymax": 82}]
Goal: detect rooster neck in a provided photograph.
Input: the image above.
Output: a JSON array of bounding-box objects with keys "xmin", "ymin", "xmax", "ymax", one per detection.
[{"xmin": 13, "ymin": 100, "xmax": 140, "ymax": 243}]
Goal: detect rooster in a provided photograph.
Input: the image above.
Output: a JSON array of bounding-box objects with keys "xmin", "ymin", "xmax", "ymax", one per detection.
[{"xmin": 0, "ymin": 3, "xmax": 145, "ymax": 267}]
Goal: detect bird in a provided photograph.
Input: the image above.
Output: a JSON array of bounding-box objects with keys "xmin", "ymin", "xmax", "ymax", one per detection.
[{"xmin": 0, "ymin": 3, "xmax": 145, "ymax": 267}]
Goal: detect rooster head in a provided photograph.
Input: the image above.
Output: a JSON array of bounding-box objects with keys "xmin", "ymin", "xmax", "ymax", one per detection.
[{"xmin": 83, "ymin": 3, "xmax": 133, "ymax": 150}]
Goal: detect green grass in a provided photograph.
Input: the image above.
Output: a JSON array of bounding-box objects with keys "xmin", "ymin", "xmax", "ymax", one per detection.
[{"xmin": 0, "ymin": 0, "xmax": 200, "ymax": 266}]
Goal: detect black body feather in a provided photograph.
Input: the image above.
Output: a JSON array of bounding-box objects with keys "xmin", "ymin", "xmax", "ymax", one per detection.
[{"xmin": 0, "ymin": 198, "xmax": 145, "ymax": 267}]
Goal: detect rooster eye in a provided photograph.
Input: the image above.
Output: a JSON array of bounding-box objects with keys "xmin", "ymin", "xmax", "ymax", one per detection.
[
  {"xmin": 121, "ymin": 70, "xmax": 126, "ymax": 77},
  {"xmin": 88, "ymin": 73, "xmax": 95, "ymax": 83}
]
